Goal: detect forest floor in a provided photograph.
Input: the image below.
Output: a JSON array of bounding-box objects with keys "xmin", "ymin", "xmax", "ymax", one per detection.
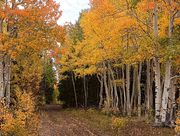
[{"xmin": 39, "ymin": 105, "xmax": 175, "ymax": 136}]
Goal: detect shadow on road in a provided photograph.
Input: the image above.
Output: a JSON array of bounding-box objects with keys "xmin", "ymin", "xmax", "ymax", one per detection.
[{"xmin": 40, "ymin": 104, "xmax": 63, "ymax": 111}]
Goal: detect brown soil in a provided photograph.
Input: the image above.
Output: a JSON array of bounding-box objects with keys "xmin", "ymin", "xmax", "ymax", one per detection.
[
  {"xmin": 39, "ymin": 105, "xmax": 102, "ymax": 136},
  {"xmin": 39, "ymin": 105, "xmax": 175, "ymax": 136}
]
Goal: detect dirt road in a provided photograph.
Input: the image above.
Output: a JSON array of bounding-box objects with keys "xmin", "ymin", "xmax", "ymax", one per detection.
[
  {"xmin": 39, "ymin": 105, "xmax": 175, "ymax": 136},
  {"xmin": 39, "ymin": 105, "xmax": 102, "ymax": 136}
]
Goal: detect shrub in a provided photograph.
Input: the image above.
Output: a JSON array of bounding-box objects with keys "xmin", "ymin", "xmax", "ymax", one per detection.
[
  {"xmin": 52, "ymin": 84, "xmax": 60, "ymax": 104},
  {"xmin": 0, "ymin": 90, "xmax": 40, "ymax": 136},
  {"xmin": 111, "ymin": 117, "xmax": 128, "ymax": 129}
]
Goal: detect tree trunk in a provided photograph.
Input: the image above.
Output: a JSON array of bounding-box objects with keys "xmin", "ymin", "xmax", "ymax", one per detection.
[
  {"xmin": 109, "ymin": 63, "xmax": 119, "ymax": 109},
  {"xmin": 0, "ymin": 53, "xmax": 5, "ymax": 100},
  {"xmin": 116, "ymin": 68, "xmax": 123, "ymax": 111},
  {"xmin": 71, "ymin": 72, "xmax": 78, "ymax": 108},
  {"xmin": 97, "ymin": 74, "xmax": 103, "ymax": 109},
  {"xmin": 4, "ymin": 55, "xmax": 11, "ymax": 106},
  {"xmin": 119, "ymin": 87, "xmax": 123, "ymax": 112},
  {"xmin": 161, "ymin": 61, "xmax": 171, "ymax": 124},
  {"xmin": 137, "ymin": 63, "xmax": 142, "ymax": 117},
  {"xmin": 0, "ymin": 18, "xmax": 4, "ymax": 101},
  {"xmin": 153, "ymin": 57, "xmax": 162, "ymax": 125},
  {"xmin": 133, "ymin": 92, "xmax": 137, "ymax": 114},
  {"xmin": 161, "ymin": 8, "xmax": 174, "ymax": 125},
  {"xmin": 146, "ymin": 60, "xmax": 151, "ymax": 116},
  {"xmin": 150, "ymin": 60, "xmax": 154, "ymax": 109},
  {"xmin": 122, "ymin": 65, "xmax": 127, "ymax": 115},
  {"xmin": 126, "ymin": 64, "xmax": 131, "ymax": 116},
  {"xmin": 153, "ymin": 0, "xmax": 162, "ymax": 125},
  {"xmin": 108, "ymin": 68, "xmax": 114, "ymax": 108},
  {"xmin": 168, "ymin": 79, "xmax": 176, "ymax": 127},
  {"xmin": 131, "ymin": 66, "xmax": 136, "ymax": 108},
  {"xmin": 83, "ymin": 76, "xmax": 88, "ymax": 108},
  {"xmin": 103, "ymin": 62, "xmax": 110, "ymax": 110}
]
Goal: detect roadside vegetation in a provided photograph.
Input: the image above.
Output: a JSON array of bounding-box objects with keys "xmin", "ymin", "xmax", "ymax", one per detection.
[{"xmin": 40, "ymin": 107, "xmax": 175, "ymax": 136}]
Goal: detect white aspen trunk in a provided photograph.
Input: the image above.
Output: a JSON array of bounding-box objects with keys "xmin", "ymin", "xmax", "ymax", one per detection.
[
  {"xmin": 108, "ymin": 69, "xmax": 114, "ymax": 108},
  {"xmin": 169, "ymin": 79, "xmax": 176, "ymax": 127},
  {"xmin": 126, "ymin": 64, "xmax": 131, "ymax": 116},
  {"xmin": 116, "ymin": 68, "xmax": 123, "ymax": 111},
  {"xmin": 0, "ymin": 18, "xmax": 4, "ymax": 101},
  {"xmin": 113, "ymin": 77, "xmax": 119, "ymax": 109},
  {"xmin": 131, "ymin": 66, "xmax": 136, "ymax": 108},
  {"xmin": 6, "ymin": 57, "xmax": 11, "ymax": 107},
  {"xmin": 103, "ymin": 62, "xmax": 110, "ymax": 110},
  {"xmin": 4, "ymin": 55, "xmax": 11, "ymax": 106},
  {"xmin": 161, "ymin": 7, "xmax": 174, "ymax": 124},
  {"xmin": 0, "ymin": 54, "xmax": 5, "ymax": 100},
  {"xmin": 154, "ymin": 57, "xmax": 162, "ymax": 124},
  {"xmin": 109, "ymin": 63, "xmax": 119, "ymax": 109},
  {"xmin": 137, "ymin": 63, "xmax": 142, "ymax": 117},
  {"xmin": 161, "ymin": 61, "xmax": 171, "ymax": 123},
  {"xmin": 104, "ymin": 72, "xmax": 110, "ymax": 110},
  {"xmin": 0, "ymin": 12, "xmax": 10, "ymax": 105},
  {"xmin": 153, "ymin": 0, "xmax": 163, "ymax": 125},
  {"xmin": 97, "ymin": 74, "xmax": 103, "ymax": 109}
]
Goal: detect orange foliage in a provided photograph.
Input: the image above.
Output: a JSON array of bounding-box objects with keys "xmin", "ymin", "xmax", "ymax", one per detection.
[
  {"xmin": 0, "ymin": 0, "xmax": 63, "ymax": 58},
  {"xmin": 0, "ymin": 91, "xmax": 40, "ymax": 136},
  {"xmin": 0, "ymin": 0, "xmax": 64, "ymax": 135}
]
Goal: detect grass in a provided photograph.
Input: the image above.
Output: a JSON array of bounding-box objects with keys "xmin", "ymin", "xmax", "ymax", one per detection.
[
  {"xmin": 60, "ymin": 108, "xmax": 176, "ymax": 136},
  {"xmin": 62, "ymin": 108, "xmax": 113, "ymax": 134}
]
